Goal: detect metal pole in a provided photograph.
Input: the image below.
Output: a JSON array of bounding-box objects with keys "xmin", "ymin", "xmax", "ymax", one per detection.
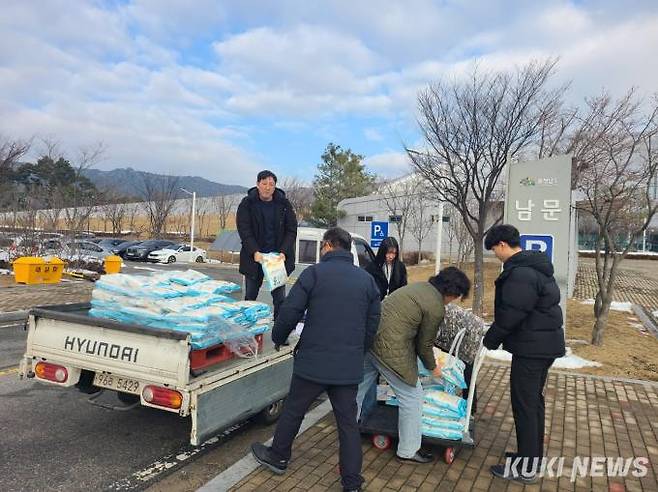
[
  {"xmin": 643, "ymin": 228, "xmax": 647, "ymax": 252},
  {"xmin": 190, "ymin": 192, "xmax": 196, "ymax": 254},
  {"xmin": 434, "ymin": 201, "xmax": 444, "ymax": 274}
]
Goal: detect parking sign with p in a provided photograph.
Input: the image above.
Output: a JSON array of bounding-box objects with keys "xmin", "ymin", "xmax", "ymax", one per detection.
[
  {"xmin": 370, "ymin": 221, "xmax": 388, "ymax": 248},
  {"xmin": 520, "ymin": 234, "xmax": 554, "ymax": 262}
]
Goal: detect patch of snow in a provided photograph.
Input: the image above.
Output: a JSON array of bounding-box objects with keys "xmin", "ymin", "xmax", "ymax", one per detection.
[
  {"xmin": 486, "ymin": 347, "xmax": 601, "ymax": 369},
  {"xmin": 204, "ymin": 258, "xmax": 224, "ymax": 264},
  {"xmin": 579, "ymin": 250, "xmax": 658, "ymax": 256},
  {"xmin": 133, "ymin": 266, "xmax": 158, "ymax": 272},
  {"xmin": 579, "ymin": 299, "xmax": 634, "ymax": 313},
  {"xmin": 653, "ymin": 310, "xmax": 658, "ymax": 319},
  {"xmin": 0, "ymin": 269, "xmax": 11, "ymax": 275}
]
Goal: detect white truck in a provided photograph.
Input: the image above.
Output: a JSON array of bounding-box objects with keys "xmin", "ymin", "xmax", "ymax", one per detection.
[
  {"xmin": 18, "ymin": 303, "xmax": 294, "ymax": 445},
  {"xmin": 18, "ymin": 231, "xmax": 378, "ymax": 446}
]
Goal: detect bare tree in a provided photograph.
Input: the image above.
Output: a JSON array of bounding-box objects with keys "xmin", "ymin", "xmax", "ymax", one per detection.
[
  {"xmin": 125, "ymin": 202, "xmax": 142, "ymax": 235},
  {"xmin": 213, "ymin": 194, "xmax": 238, "ymax": 231},
  {"xmin": 138, "ymin": 173, "xmax": 180, "ymax": 237},
  {"xmin": 407, "ymin": 59, "xmax": 566, "ymax": 314},
  {"xmin": 281, "ymin": 177, "xmax": 313, "ymax": 221},
  {"xmin": 99, "ymin": 189, "xmax": 127, "ymax": 235},
  {"xmin": 445, "ymin": 203, "xmax": 475, "ymax": 269},
  {"xmin": 408, "ymin": 195, "xmax": 435, "ymax": 264},
  {"xmin": 194, "ymin": 199, "xmax": 211, "ymax": 239},
  {"xmin": 571, "ymin": 91, "xmax": 658, "ymax": 345},
  {"xmin": 380, "ymin": 175, "xmax": 418, "ymax": 256},
  {"xmin": 0, "ymin": 137, "xmax": 31, "ymax": 210}
]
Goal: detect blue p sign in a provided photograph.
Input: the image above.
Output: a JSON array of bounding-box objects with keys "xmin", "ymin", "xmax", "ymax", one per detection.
[
  {"xmin": 520, "ymin": 234, "xmax": 554, "ymax": 262},
  {"xmin": 371, "ymin": 221, "xmax": 388, "ymax": 248}
]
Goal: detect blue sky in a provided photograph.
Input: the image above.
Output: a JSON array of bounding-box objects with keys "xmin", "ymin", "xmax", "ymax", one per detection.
[{"xmin": 1, "ymin": 0, "xmax": 657, "ymax": 187}]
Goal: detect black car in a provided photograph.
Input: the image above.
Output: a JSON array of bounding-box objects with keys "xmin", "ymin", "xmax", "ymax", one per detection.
[
  {"xmin": 124, "ymin": 240, "xmax": 175, "ymax": 261},
  {"xmin": 112, "ymin": 240, "xmax": 143, "ymax": 259}
]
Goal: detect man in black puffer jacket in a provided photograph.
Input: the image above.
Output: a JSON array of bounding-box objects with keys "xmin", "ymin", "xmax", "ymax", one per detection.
[
  {"xmin": 251, "ymin": 227, "xmax": 381, "ymax": 492},
  {"xmin": 236, "ymin": 170, "xmax": 297, "ymax": 319},
  {"xmin": 483, "ymin": 225, "xmax": 565, "ymax": 484}
]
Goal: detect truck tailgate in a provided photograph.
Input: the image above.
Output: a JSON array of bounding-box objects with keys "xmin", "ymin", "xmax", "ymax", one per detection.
[{"xmin": 25, "ymin": 305, "xmax": 191, "ymax": 387}]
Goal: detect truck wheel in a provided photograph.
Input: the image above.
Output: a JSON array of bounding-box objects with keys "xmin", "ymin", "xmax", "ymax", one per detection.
[
  {"xmin": 117, "ymin": 392, "xmax": 140, "ymax": 405},
  {"xmin": 257, "ymin": 399, "xmax": 284, "ymax": 425},
  {"xmin": 168, "ymin": 256, "xmax": 176, "ymax": 264}
]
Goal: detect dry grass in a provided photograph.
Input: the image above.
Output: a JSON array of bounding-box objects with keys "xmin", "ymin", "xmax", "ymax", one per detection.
[
  {"xmin": 566, "ymin": 300, "xmax": 658, "ymax": 381},
  {"xmin": 407, "ymin": 261, "xmax": 658, "ymax": 382}
]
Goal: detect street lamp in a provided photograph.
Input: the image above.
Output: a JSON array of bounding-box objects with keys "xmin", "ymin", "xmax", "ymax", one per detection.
[{"xmin": 180, "ymin": 188, "xmax": 196, "ymax": 255}]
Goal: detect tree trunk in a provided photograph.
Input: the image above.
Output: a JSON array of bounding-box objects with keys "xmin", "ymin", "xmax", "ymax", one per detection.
[
  {"xmin": 591, "ymin": 292, "xmax": 611, "ymax": 346},
  {"xmin": 472, "ymin": 236, "xmax": 485, "ymax": 315}
]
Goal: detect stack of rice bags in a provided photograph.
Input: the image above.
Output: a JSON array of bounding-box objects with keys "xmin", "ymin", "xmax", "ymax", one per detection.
[
  {"xmin": 89, "ymin": 270, "xmax": 272, "ymax": 350},
  {"xmin": 386, "ymin": 347, "xmax": 468, "ymax": 441},
  {"xmin": 421, "ymin": 347, "xmax": 468, "ymax": 440}
]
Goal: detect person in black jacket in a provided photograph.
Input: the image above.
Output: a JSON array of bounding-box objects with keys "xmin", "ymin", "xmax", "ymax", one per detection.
[
  {"xmin": 365, "ymin": 236, "xmax": 408, "ymax": 301},
  {"xmin": 236, "ymin": 170, "xmax": 297, "ymax": 319},
  {"xmin": 483, "ymin": 224, "xmax": 565, "ymax": 484},
  {"xmin": 251, "ymin": 227, "xmax": 381, "ymax": 492}
]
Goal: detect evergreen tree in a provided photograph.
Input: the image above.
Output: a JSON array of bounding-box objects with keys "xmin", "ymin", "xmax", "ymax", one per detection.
[{"xmin": 310, "ymin": 143, "xmax": 376, "ymax": 227}]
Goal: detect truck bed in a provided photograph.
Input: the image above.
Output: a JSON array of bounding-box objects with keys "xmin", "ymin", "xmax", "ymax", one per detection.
[{"xmin": 23, "ymin": 303, "xmax": 291, "ymax": 388}]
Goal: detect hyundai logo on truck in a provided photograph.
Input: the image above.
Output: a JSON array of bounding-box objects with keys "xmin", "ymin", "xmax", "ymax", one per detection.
[{"xmin": 64, "ymin": 336, "xmax": 139, "ymax": 363}]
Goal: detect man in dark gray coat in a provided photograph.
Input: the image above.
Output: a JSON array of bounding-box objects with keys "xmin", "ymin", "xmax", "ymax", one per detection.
[{"xmin": 251, "ymin": 227, "xmax": 381, "ymax": 492}]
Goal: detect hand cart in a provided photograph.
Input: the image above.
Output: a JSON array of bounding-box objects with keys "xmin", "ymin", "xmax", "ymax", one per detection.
[{"xmin": 359, "ymin": 328, "xmax": 487, "ymax": 464}]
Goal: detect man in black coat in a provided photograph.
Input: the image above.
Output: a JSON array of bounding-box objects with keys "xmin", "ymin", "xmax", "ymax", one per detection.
[
  {"xmin": 236, "ymin": 170, "xmax": 297, "ymax": 319},
  {"xmin": 483, "ymin": 224, "xmax": 565, "ymax": 484},
  {"xmin": 251, "ymin": 227, "xmax": 381, "ymax": 492}
]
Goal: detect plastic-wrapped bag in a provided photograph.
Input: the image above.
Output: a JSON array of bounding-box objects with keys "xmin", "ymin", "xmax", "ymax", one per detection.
[
  {"xmin": 421, "ymin": 424, "xmax": 463, "ymax": 441},
  {"xmin": 167, "ymin": 269, "xmax": 211, "ymax": 286},
  {"xmin": 260, "ymin": 253, "xmax": 287, "ymax": 291},
  {"xmin": 424, "ymin": 389, "xmax": 467, "ymax": 419},
  {"xmin": 422, "ymin": 415, "xmax": 465, "ymax": 431},
  {"xmin": 433, "ymin": 348, "xmax": 467, "ymax": 389},
  {"xmin": 189, "ymin": 280, "xmax": 241, "ymax": 296}
]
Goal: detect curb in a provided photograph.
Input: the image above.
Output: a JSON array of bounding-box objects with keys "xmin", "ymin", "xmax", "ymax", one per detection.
[
  {"xmin": 0, "ymin": 310, "xmax": 28, "ymax": 324},
  {"xmin": 483, "ymin": 360, "xmax": 658, "ymax": 388},
  {"xmin": 197, "ymin": 399, "xmax": 333, "ymax": 492}
]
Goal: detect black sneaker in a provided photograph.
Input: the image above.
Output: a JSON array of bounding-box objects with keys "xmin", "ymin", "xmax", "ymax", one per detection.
[
  {"xmin": 251, "ymin": 443, "xmax": 288, "ymax": 475},
  {"xmin": 490, "ymin": 463, "xmax": 538, "ymax": 484},
  {"xmin": 397, "ymin": 449, "xmax": 434, "ymax": 464}
]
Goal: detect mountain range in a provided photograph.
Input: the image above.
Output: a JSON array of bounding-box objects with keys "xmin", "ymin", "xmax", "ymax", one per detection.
[{"xmin": 82, "ymin": 168, "xmax": 247, "ymax": 198}]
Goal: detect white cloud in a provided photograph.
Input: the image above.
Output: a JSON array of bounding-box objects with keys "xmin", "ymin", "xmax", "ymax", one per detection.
[
  {"xmin": 2, "ymin": 0, "xmax": 658, "ymax": 188},
  {"xmin": 363, "ymin": 151, "xmax": 411, "ymax": 178}
]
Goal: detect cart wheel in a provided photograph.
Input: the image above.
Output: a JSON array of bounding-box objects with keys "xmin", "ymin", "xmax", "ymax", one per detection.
[
  {"xmin": 372, "ymin": 434, "xmax": 392, "ymax": 450},
  {"xmin": 443, "ymin": 447, "xmax": 455, "ymax": 464}
]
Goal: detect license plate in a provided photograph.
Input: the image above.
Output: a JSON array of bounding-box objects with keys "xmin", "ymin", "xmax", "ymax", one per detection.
[{"xmin": 93, "ymin": 373, "xmax": 141, "ymax": 394}]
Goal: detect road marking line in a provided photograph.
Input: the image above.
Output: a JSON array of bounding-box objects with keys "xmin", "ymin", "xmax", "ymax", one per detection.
[{"xmin": 0, "ymin": 366, "xmax": 19, "ymax": 376}]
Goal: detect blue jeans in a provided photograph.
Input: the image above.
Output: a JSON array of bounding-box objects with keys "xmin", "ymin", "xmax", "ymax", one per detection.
[{"xmin": 356, "ymin": 352, "xmax": 423, "ymax": 459}]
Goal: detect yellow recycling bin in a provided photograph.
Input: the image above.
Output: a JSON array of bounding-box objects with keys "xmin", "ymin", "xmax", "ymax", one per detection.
[
  {"xmin": 43, "ymin": 257, "xmax": 64, "ymax": 284},
  {"xmin": 104, "ymin": 255, "xmax": 122, "ymax": 274},
  {"xmin": 13, "ymin": 257, "xmax": 65, "ymax": 284}
]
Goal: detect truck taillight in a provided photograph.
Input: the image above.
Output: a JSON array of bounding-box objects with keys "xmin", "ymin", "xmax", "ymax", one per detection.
[
  {"xmin": 142, "ymin": 385, "xmax": 183, "ymax": 409},
  {"xmin": 35, "ymin": 362, "xmax": 68, "ymax": 383}
]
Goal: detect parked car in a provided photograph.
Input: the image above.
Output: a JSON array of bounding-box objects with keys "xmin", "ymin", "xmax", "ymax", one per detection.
[
  {"xmin": 111, "ymin": 240, "xmax": 142, "ymax": 258},
  {"xmin": 97, "ymin": 238, "xmax": 128, "ymax": 250},
  {"xmin": 147, "ymin": 244, "xmax": 207, "ymax": 264},
  {"xmin": 43, "ymin": 240, "xmax": 114, "ymax": 261},
  {"xmin": 124, "ymin": 240, "xmax": 175, "ymax": 261}
]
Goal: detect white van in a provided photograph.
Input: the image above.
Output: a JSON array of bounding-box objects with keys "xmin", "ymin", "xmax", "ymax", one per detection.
[{"xmin": 292, "ymin": 227, "xmax": 377, "ymax": 278}]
